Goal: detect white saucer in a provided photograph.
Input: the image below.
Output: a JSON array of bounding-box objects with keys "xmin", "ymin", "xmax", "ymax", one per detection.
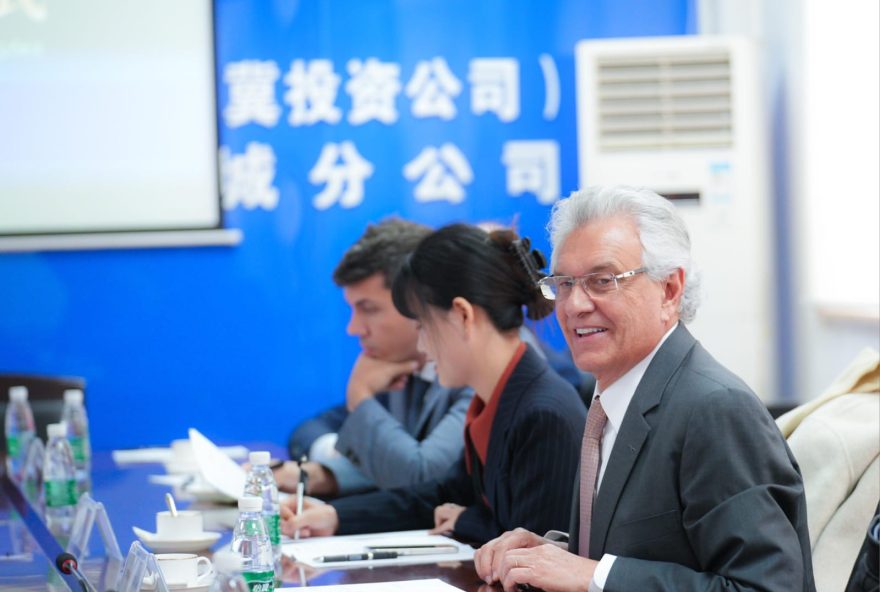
[
  {"xmin": 141, "ymin": 576, "xmax": 212, "ymax": 592},
  {"xmin": 132, "ymin": 526, "xmax": 222, "ymax": 553}
]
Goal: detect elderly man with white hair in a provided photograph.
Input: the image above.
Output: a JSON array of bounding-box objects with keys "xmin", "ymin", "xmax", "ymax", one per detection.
[{"xmin": 475, "ymin": 186, "xmax": 816, "ymax": 592}]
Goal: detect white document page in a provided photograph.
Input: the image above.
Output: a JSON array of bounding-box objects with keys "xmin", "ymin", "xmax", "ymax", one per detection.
[
  {"xmin": 282, "ymin": 530, "xmax": 475, "ymax": 569},
  {"xmin": 188, "ymin": 428, "xmax": 248, "ymax": 500},
  {"xmin": 112, "ymin": 445, "xmax": 248, "ymax": 465},
  {"xmin": 295, "ymin": 580, "xmax": 465, "ymax": 592}
]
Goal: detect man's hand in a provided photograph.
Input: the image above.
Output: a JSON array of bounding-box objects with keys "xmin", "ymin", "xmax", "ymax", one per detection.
[
  {"xmin": 429, "ymin": 502, "xmax": 466, "ymax": 535},
  {"xmin": 345, "ymin": 353, "xmax": 419, "ymax": 411},
  {"xmin": 498, "ymin": 543, "xmax": 597, "ymax": 592},
  {"xmin": 273, "ymin": 461, "xmax": 303, "ymax": 493},
  {"xmin": 273, "ymin": 461, "xmax": 339, "ymax": 497},
  {"xmin": 474, "ymin": 528, "xmax": 549, "ymax": 583},
  {"xmin": 279, "ymin": 497, "xmax": 338, "ymax": 538}
]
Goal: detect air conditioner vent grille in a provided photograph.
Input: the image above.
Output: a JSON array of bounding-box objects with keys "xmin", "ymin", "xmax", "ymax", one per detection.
[{"xmin": 596, "ymin": 52, "xmax": 733, "ymax": 151}]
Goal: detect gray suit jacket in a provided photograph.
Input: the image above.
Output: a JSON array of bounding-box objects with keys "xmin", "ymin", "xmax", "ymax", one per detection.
[
  {"xmin": 326, "ymin": 376, "xmax": 472, "ymax": 494},
  {"xmin": 569, "ymin": 324, "xmax": 816, "ymax": 591}
]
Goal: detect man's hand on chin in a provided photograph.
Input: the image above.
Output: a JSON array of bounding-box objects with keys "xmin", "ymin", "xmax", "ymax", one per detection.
[{"xmin": 345, "ymin": 352, "xmax": 420, "ymax": 411}]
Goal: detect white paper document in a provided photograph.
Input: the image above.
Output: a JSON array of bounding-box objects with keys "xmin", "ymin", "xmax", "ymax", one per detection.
[
  {"xmin": 112, "ymin": 444, "xmax": 248, "ymax": 465},
  {"xmin": 188, "ymin": 428, "xmax": 248, "ymax": 500},
  {"xmin": 296, "ymin": 580, "xmax": 465, "ymax": 592},
  {"xmin": 282, "ymin": 530, "xmax": 475, "ymax": 569}
]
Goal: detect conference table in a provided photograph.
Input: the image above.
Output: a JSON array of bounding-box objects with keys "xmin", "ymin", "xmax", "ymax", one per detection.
[{"xmin": 0, "ymin": 447, "xmax": 499, "ymax": 591}]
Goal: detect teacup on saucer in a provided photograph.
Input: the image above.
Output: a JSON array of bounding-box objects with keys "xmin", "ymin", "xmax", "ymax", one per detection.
[
  {"xmin": 164, "ymin": 439, "xmax": 200, "ymax": 474},
  {"xmin": 157, "ymin": 510, "xmax": 204, "ymax": 539},
  {"xmin": 158, "ymin": 553, "xmax": 213, "ymax": 588},
  {"xmin": 132, "ymin": 526, "xmax": 221, "ymax": 553},
  {"xmin": 133, "ymin": 510, "xmax": 221, "ymax": 553},
  {"xmin": 142, "ymin": 558, "xmax": 214, "ymax": 592}
]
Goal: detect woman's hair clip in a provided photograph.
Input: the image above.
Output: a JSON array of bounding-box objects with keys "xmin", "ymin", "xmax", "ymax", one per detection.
[{"xmin": 512, "ymin": 238, "xmax": 546, "ymax": 284}]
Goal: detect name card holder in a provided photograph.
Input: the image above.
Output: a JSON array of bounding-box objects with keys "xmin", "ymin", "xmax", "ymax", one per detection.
[
  {"xmin": 67, "ymin": 492, "xmax": 123, "ymax": 566},
  {"xmin": 116, "ymin": 541, "xmax": 171, "ymax": 592},
  {"xmin": 65, "ymin": 492, "xmax": 125, "ymax": 591}
]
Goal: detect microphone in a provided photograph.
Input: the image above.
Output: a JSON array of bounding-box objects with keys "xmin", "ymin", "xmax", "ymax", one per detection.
[{"xmin": 55, "ymin": 552, "xmax": 97, "ymax": 592}]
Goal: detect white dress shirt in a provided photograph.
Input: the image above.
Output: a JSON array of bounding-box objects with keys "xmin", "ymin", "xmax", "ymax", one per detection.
[{"xmin": 589, "ymin": 324, "xmax": 677, "ymax": 592}]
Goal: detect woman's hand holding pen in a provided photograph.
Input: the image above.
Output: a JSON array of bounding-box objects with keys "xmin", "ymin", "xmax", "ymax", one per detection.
[{"xmin": 280, "ymin": 496, "xmax": 338, "ymax": 539}]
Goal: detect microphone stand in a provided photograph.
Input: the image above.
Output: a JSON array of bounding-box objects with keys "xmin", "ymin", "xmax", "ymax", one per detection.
[{"xmin": 56, "ymin": 552, "xmax": 100, "ymax": 592}]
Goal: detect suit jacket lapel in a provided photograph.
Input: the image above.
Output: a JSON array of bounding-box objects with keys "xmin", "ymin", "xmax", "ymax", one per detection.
[
  {"xmin": 589, "ymin": 324, "xmax": 697, "ymax": 556},
  {"xmin": 411, "ymin": 377, "xmax": 439, "ymax": 438}
]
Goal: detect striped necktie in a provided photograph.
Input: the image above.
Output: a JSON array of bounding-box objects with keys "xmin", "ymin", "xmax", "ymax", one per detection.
[{"xmin": 578, "ymin": 396, "xmax": 608, "ymax": 558}]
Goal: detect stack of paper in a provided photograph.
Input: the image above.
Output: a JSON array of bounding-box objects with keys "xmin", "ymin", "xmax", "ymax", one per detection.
[
  {"xmin": 114, "ymin": 429, "xmax": 249, "ymax": 503},
  {"xmin": 296, "ymin": 580, "xmax": 466, "ymax": 592},
  {"xmin": 112, "ymin": 444, "xmax": 248, "ymax": 465},
  {"xmin": 282, "ymin": 530, "xmax": 475, "ymax": 569}
]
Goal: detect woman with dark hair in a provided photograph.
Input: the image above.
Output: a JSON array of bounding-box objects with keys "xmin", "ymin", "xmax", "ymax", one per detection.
[{"xmin": 280, "ymin": 224, "xmax": 586, "ymax": 544}]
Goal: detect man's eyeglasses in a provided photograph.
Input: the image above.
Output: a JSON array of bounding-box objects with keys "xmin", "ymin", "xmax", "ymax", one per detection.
[{"xmin": 538, "ymin": 268, "xmax": 647, "ymax": 301}]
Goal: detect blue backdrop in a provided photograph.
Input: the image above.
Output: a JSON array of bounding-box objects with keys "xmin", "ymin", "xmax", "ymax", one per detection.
[{"xmin": 0, "ymin": 0, "xmax": 693, "ymax": 451}]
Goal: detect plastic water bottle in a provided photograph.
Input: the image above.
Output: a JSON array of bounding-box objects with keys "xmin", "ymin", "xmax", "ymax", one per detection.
[
  {"xmin": 61, "ymin": 389, "xmax": 91, "ymax": 495},
  {"xmin": 208, "ymin": 550, "xmax": 250, "ymax": 592},
  {"xmin": 4, "ymin": 385, "xmax": 35, "ymax": 480},
  {"xmin": 231, "ymin": 496, "xmax": 274, "ymax": 592},
  {"xmin": 243, "ymin": 451, "xmax": 281, "ymax": 582},
  {"xmin": 21, "ymin": 437, "xmax": 45, "ymax": 504},
  {"xmin": 42, "ymin": 423, "xmax": 78, "ymax": 538}
]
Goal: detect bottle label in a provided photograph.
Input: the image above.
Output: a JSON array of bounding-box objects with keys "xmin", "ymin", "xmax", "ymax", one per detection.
[
  {"xmin": 44, "ymin": 479, "xmax": 78, "ymax": 507},
  {"xmin": 24, "ymin": 479, "xmax": 39, "ymax": 502},
  {"xmin": 265, "ymin": 513, "xmax": 281, "ymax": 546},
  {"xmin": 68, "ymin": 436, "xmax": 89, "ymax": 464},
  {"xmin": 242, "ymin": 570, "xmax": 274, "ymax": 592},
  {"xmin": 243, "ymin": 518, "xmax": 266, "ymax": 537},
  {"xmin": 6, "ymin": 435, "xmax": 21, "ymax": 458}
]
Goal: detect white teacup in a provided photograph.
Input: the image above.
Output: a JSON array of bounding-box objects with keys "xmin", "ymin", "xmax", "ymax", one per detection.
[
  {"xmin": 166, "ymin": 439, "xmax": 199, "ymax": 474},
  {"xmin": 156, "ymin": 510, "xmax": 204, "ymax": 540},
  {"xmin": 156, "ymin": 553, "xmax": 213, "ymax": 587},
  {"xmin": 171, "ymin": 439, "xmax": 195, "ymax": 461}
]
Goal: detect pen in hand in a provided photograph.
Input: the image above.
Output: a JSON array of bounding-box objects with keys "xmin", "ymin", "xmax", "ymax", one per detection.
[{"xmin": 294, "ymin": 454, "xmax": 307, "ymax": 540}]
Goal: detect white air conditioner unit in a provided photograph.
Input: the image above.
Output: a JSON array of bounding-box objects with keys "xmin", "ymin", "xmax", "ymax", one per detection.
[{"xmin": 574, "ymin": 35, "xmax": 775, "ymax": 399}]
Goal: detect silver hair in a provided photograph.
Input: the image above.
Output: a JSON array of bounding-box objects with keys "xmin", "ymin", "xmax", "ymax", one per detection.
[{"xmin": 547, "ymin": 185, "xmax": 701, "ymax": 323}]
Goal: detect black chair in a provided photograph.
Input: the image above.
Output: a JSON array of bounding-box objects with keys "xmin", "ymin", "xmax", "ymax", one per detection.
[
  {"xmin": 0, "ymin": 373, "xmax": 86, "ymax": 453},
  {"xmin": 766, "ymin": 401, "xmax": 799, "ymax": 419}
]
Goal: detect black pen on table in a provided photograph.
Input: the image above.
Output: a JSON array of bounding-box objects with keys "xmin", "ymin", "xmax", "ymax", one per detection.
[
  {"xmin": 294, "ymin": 454, "xmax": 307, "ymax": 540},
  {"xmin": 366, "ymin": 544, "xmax": 458, "ymax": 555},
  {"xmin": 317, "ymin": 551, "xmax": 399, "ymax": 562},
  {"xmin": 317, "ymin": 543, "xmax": 459, "ymax": 563}
]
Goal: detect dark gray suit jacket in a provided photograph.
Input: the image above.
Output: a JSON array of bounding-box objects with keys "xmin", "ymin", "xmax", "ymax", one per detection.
[
  {"xmin": 569, "ymin": 325, "xmax": 816, "ymax": 591},
  {"xmin": 331, "ymin": 345, "xmax": 586, "ymax": 544}
]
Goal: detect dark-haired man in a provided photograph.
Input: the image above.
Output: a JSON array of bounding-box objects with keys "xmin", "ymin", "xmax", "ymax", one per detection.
[{"xmin": 275, "ymin": 219, "xmax": 473, "ymax": 497}]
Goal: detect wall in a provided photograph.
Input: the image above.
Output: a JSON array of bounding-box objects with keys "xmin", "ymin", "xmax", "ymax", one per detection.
[
  {"xmin": 0, "ymin": 0, "xmax": 694, "ymax": 450},
  {"xmin": 795, "ymin": 0, "xmax": 880, "ymax": 395},
  {"xmin": 698, "ymin": 0, "xmax": 880, "ymax": 401}
]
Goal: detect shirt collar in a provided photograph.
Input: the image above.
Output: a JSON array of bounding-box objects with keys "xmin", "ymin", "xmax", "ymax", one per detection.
[
  {"xmin": 465, "ymin": 341, "xmax": 527, "ymax": 473},
  {"xmin": 592, "ymin": 323, "xmax": 678, "ymax": 432},
  {"xmin": 418, "ymin": 361, "xmax": 437, "ymax": 382}
]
